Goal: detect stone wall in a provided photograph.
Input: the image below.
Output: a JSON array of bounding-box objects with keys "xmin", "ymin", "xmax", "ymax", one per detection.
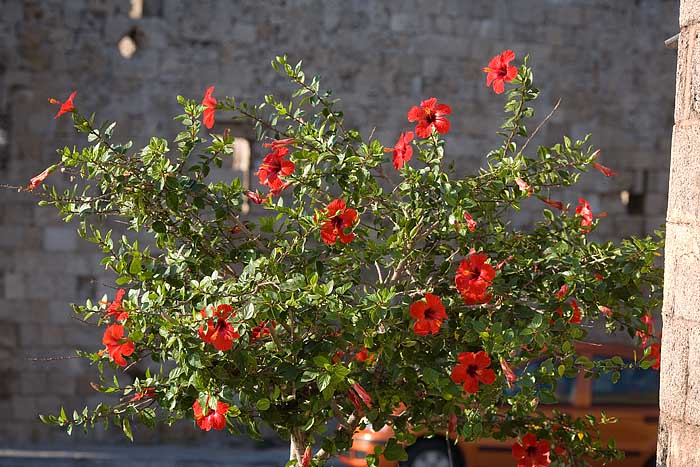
[
  {"xmin": 0, "ymin": 0, "xmax": 678, "ymax": 446},
  {"xmin": 658, "ymin": 0, "xmax": 700, "ymax": 464}
]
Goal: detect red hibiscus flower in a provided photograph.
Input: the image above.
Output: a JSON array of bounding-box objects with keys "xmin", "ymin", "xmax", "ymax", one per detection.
[
  {"xmin": 554, "ymin": 300, "xmax": 581, "ymax": 324},
  {"xmin": 129, "ymin": 387, "xmax": 155, "ymax": 402},
  {"xmin": 27, "ymin": 166, "xmax": 54, "ymax": 191},
  {"xmin": 106, "ymin": 288, "xmax": 128, "ymax": 322},
  {"xmin": 450, "ymin": 351, "xmax": 497, "ymax": 393},
  {"xmin": 575, "ymin": 198, "xmax": 594, "ymax": 232},
  {"xmin": 384, "ymin": 131, "xmax": 414, "ymax": 169},
  {"xmin": 49, "ymin": 91, "xmax": 76, "ymax": 119},
  {"xmin": 515, "ymin": 177, "xmax": 533, "ymax": 197},
  {"xmin": 201, "ymin": 86, "xmax": 217, "ymax": 129},
  {"xmin": 351, "ymin": 382, "xmax": 372, "ymax": 408},
  {"xmin": 541, "ymin": 198, "xmax": 565, "ymax": 211},
  {"xmin": 198, "ymin": 304, "xmax": 240, "ymax": 351},
  {"xmin": 463, "ymin": 212, "xmax": 477, "ymax": 232},
  {"xmin": 649, "ymin": 339, "xmax": 661, "ymax": 370},
  {"xmin": 512, "ymin": 433, "xmax": 551, "ymax": 467},
  {"xmin": 553, "ymin": 445, "xmax": 567, "ymax": 458},
  {"xmin": 256, "ymin": 146, "xmax": 295, "ymax": 193},
  {"xmin": 593, "ymin": 162, "xmax": 618, "ymax": 177},
  {"xmin": 569, "ymin": 299, "xmax": 582, "ymax": 323},
  {"xmin": 193, "ymin": 397, "xmax": 229, "ymax": 431},
  {"xmin": 455, "ymin": 253, "xmax": 496, "ymax": 305},
  {"xmin": 598, "ymin": 305, "xmax": 613, "ymax": 317},
  {"xmin": 409, "ymin": 293, "xmax": 448, "ymax": 336},
  {"xmin": 554, "ymin": 284, "xmax": 569, "ymax": 300},
  {"xmin": 102, "ymin": 324, "xmax": 135, "ymax": 367},
  {"xmin": 250, "ymin": 320, "xmax": 275, "ymax": 342},
  {"xmin": 262, "ymin": 138, "xmax": 295, "ymax": 150},
  {"xmin": 594, "ymin": 272, "xmax": 604, "ymax": 281},
  {"xmin": 407, "ymin": 98, "xmax": 451, "ymax": 138},
  {"xmin": 500, "ymin": 358, "xmax": 517, "ymax": 388},
  {"xmin": 244, "ymin": 190, "xmax": 269, "ymax": 205},
  {"xmin": 332, "ymin": 350, "xmax": 345, "ymax": 364},
  {"xmin": 302, "ymin": 446, "xmax": 312, "ymax": 467},
  {"xmin": 483, "ymin": 50, "xmax": 518, "ymax": 94},
  {"xmin": 347, "ymin": 389, "xmax": 363, "ymax": 414},
  {"xmin": 317, "ymin": 199, "xmax": 358, "ymax": 245},
  {"xmin": 355, "ymin": 347, "xmax": 375, "ymax": 363},
  {"xmin": 637, "ymin": 313, "xmax": 655, "ymax": 347}
]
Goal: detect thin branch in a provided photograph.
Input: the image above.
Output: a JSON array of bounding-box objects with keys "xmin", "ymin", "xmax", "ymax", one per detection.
[{"xmin": 518, "ymin": 98, "xmax": 561, "ymax": 156}]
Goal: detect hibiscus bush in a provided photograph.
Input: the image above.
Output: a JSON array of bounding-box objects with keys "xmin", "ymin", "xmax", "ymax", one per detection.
[{"xmin": 24, "ymin": 50, "xmax": 663, "ymax": 467}]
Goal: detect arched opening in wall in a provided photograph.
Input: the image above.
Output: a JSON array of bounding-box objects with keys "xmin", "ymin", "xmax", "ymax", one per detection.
[
  {"xmin": 129, "ymin": 0, "xmax": 163, "ymax": 18},
  {"xmin": 209, "ymin": 123, "xmax": 254, "ymax": 214},
  {"xmin": 621, "ymin": 169, "xmax": 648, "ymax": 215},
  {"xmin": 117, "ymin": 27, "xmax": 142, "ymax": 59}
]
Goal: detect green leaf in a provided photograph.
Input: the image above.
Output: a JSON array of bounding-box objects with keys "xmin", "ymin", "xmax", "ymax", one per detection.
[
  {"xmin": 243, "ymin": 302, "xmax": 255, "ymax": 320},
  {"xmin": 317, "ymin": 373, "xmax": 332, "ymax": 392},
  {"xmin": 187, "ymin": 353, "xmax": 204, "ymax": 369},
  {"xmin": 152, "ymin": 221, "xmax": 166, "ymax": 233},
  {"xmin": 383, "ymin": 439, "xmax": 408, "ymax": 461},
  {"xmin": 256, "ymin": 398, "xmax": 271, "ymax": 411},
  {"xmin": 122, "ymin": 418, "xmax": 134, "ymax": 441},
  {"xmin": 129, "ymin": 256, "xmax": 142, "ymax": 275}
]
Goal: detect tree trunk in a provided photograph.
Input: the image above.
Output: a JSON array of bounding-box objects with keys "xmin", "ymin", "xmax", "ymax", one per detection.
[
  {"xmin": 289, "ymin": 428, "xmax": 309, "ymax": 465},
  {"xmin": 657, "ymin": 1, "xmax": 700, "ymax": 464}
]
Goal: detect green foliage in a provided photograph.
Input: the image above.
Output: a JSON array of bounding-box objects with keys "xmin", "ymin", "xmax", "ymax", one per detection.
[{"xmin": 33, "ymin": 55, "xmax": 662, "ymax": 465}]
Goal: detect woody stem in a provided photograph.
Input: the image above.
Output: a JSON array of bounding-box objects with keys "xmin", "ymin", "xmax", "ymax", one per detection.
[{"xmin": 289, "ymin": 428, "xmax": 308, "ymax": 463}]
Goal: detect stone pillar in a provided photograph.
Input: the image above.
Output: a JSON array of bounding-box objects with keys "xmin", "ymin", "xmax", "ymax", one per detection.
[{"xmin": 657, "ymin": 1, "xmax": 700, "ymax": 464}]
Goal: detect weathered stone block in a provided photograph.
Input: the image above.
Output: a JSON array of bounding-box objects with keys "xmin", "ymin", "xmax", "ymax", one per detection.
[
  {"xmin": 667, "ymin": 124, "xmax": 700, "ymax": 224},
  {"xmin": 658, "ymin": 316, "xmax": 690, "ymax": 421},
  {"xmin": 681, "ymin": 0, "xmax": 700, "ymax": 28},
  {"xmin": 685, "ymin": 325, "xmax": 700, "ymax": 425},
  {"xmin": 43, "ymin": 225, "xmax": 78, "ymax": 252},
  {"xmin": 665, "ymin": 420, "xmax": 700, "ymax": 465},
  {"xmin": 663, "ymin": 222, "xmax": 700, "ymax": 322}
]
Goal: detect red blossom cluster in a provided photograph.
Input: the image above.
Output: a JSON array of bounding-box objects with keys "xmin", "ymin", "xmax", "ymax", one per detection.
[
  {"xmin": 347, "ymin": 382, "xmax": 372, "ymax": 415},
  {"xmin": 355, "ymin": 347, "xmax": 375, "ymax": 363},
  {"xmin": 129, "ymin": 387, "xmax": 155, "ymax": 402},
  {"xmin": 575, "ymin": 198, "xmax": 594, "ymax": 232},
  {"xmin": 317, "ymin": 198, "xmax": 358, "ymax": 245},
  {"xmin": 198, "ymin": 304, "xmax": 240, "ymax": 352},
  {"xmin": 462, "ymin": 212, "xmax": 477, "ymax": 232},
  {"xmin": 99, "ymin": 289, "xmax": 134, "ymax": 367},
  {"xmin": 385, "ymin": 131, "xmax": 414, "ymax": 169},
  {"xmin": 105, "ymin": 288, "xmax": 128, "ymax": 322},
  {"xmin": 454, "ymin": 252, "xmax": 496, "ymax": 305},
  {"xmin": 409, "ymin": 293, "xmax": 448, "ymax": 336},
  {"xmin": 515, "ymin": 177, "xmax": 533, "ymax": 197},
  {"xmin": 192, "ymin": 398, "xmax": 229, "ymax": 431},
  {"xmin": 102, "ymin": 324, "xmax": 135, "ymax": 367},
  {"xmin": 483, "ymin": 50, "xmax": 518, "ymax": 94},
  {"xmin": 553, "ymin": 299, "xmax": 582, "ymax": 325},
  {"xmin": 201, "ymin": 86, "xmax": 217, "ymax": 129},
  {"xmin": 249, "ymin": 320, "xmax": 275, "ymax": 342},
  {"xmin": 554, "ymin": 284, "xmax": 569, "ymax": 300},
  {"xmin": 637, "ymin": 313, "xmax": 661, "ymax": 370},
  {"xmin": 450, "ymin": 351, "xmax": 496, "ymax": 394},
  {"xmin": 407, "ymin": 97, "xmax": 452, "ymax": 138},
  {"xmin": 26, "ymin": 166, "xmax": 54, "ymax": 191},
  {"xmin": 500, "ymin": 358, "xmax": 517, "ymax": 388},
  {"xmin": 49, "ymin": 90, "xmax": 76, "ymax": 119},
  {"xmin": 29, "ymin": 90, "xmax": 78, "ymax": 190},
  {"xmin": 256, "ymin": 143, "xmax": 295, "ymax": 195},
  {"xmin": 512, "ymin": 433, "xmax": 551, "ymax": 467}
]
